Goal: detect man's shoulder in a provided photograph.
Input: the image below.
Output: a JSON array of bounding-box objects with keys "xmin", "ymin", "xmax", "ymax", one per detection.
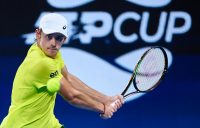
[
  {"xmin": 24, "ymin": 57, "xmax": 56, "ymax": 80},
  {"xmin": 25, "ymin": 45, "xmax": 54, "ymax": 69},
  {"xmin": 27, "ymin": 43, "xmax": 44, "ymax": 59},
  {"xmin": 25, "ymin": 43, "xmax": 63, "ymax": 68}
]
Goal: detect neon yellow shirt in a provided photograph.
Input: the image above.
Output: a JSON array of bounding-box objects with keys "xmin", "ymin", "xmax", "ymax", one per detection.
[{"xmin": 0, "ymin": 43, "xmax": 65, "ymax": 128}]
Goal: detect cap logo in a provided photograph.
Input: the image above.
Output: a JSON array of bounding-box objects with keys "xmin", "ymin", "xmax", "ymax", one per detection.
[{"xmin": 63, "ymin": 25, "xmax": 66, "ymax": 30}]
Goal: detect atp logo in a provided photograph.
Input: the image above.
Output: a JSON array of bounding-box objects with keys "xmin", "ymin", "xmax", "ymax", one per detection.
[{"xmin": 23, "ymin": 0, "xmax": 192, "ymax": 44}]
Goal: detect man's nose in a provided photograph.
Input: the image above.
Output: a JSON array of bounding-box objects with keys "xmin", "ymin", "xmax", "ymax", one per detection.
[{"xmin": 50, "ymin": 38, "xmax": 57, "ymax": 46}]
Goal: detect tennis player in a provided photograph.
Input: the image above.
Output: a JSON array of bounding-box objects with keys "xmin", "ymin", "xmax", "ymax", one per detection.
[{"xmin": 0, "ymin": 13, "xmax": 124, "ymax": 128}]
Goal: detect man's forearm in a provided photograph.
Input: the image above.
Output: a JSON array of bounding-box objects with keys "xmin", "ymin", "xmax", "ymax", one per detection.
[
  {"xmin": 60, "ymin": 66, "xmax": 123, "ymax": 119},
  {"xmin": 59, "ymin": 77, "xmax": 105, "ymax": 113},
  {"xmin": 68, "ymin": 73, "xmax": 110, "ymax": 104},
  {"xmin": 61, "ymin": 66, "xmax": 111, "ymax": 105}
]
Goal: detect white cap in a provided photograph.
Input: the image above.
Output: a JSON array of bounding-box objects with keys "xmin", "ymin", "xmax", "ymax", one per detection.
[{"xmin": 39, "ymin": 13, "xmax": 68, "ymax": 37}]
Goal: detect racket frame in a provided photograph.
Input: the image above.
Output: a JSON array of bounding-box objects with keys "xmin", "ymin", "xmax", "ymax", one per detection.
[{"xmin": 122, "ymin": 47, "xmax": 168, "ymax": 99}]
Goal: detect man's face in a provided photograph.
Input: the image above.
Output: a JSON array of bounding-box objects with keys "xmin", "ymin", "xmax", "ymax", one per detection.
[{"xmin": 36, "ymin": 29, "xmax": 66, "ymax": 58}]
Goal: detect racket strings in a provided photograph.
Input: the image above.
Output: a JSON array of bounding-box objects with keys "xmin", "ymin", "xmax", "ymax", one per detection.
[{"xmin": 135, "ymin": 48, "xmax": 165, "ymax": 91}]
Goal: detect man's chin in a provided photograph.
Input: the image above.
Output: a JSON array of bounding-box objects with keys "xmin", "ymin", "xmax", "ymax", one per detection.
[{"xmin": 46, "ymin": 52, "xmax": 57, "ymax": 59}]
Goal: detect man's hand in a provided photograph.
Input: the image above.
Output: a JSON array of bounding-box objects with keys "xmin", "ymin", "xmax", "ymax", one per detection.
[
  {"xmin": 100, "ymin": 95, "xmax": 124, "ymax": 119},
  {"xmin": 112, "ymin": 95, "xmax": 124, "ymax": 109}
]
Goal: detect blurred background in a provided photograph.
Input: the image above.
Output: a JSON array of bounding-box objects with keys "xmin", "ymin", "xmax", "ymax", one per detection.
[{"xmin": 0, "ymin": 0, "xmax": 199, "ymax": 128}]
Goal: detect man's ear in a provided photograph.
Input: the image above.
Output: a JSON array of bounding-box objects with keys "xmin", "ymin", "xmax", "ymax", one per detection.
[
  {"xmin": 35, "ymin": 28, "xmax": 41, "ymax": 39},
  {"xmin": 63, "ymin": 37, "xmax": 67, "ymax": 44}
]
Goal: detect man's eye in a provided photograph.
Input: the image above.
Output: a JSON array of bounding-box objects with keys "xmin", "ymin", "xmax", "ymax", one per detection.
[
  {"xmin": 47, "ymin": 34, "xmax": 53, "ymax": 40},
  {"xmin": 55, "ymin": 35, "xmax": 64, "ymax": 42}
]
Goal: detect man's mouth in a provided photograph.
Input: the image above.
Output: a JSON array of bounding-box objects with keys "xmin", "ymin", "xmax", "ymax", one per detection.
[{"xmin": 49, "ymin": 48, "xmax": 57, "ymax": 51}]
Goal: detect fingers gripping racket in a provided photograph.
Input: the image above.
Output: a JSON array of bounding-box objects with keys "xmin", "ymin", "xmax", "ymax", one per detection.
[{"xmin": 113, "ymin": 47, "xmax": 168, "ymax": 105}]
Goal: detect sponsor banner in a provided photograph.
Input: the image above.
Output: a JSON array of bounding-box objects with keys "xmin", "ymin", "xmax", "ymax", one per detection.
[{"xmin": 0, "ymin": 0, "xmax": 199, "ymax": 54}]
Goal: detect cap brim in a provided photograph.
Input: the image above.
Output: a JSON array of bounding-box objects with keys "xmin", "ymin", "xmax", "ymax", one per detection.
[{"xmin": 42, "ymin": 28, "xmax": 67, "ymax": 37}]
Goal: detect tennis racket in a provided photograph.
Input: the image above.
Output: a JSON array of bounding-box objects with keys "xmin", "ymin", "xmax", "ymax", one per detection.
[{"xmin": 115, "ymin": 46, "xmax": 168, "ymax": 103}]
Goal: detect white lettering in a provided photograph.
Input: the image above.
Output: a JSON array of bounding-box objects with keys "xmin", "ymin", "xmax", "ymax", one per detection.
[
  {"xmin": 140, "ymin": 12, "xmax": 167, "ymax": 43},
  {"xmin": 114, "ymin": 12, "xmax": 140, "ymax": 43},
  {"xmin": 22, "ymin": 11, "xmax": 192, "ymax": 45},
  {"xmin": 78, "ymin": 12, "xmax": 112, "ymax": 44},
  {"xmin": 165, "ymin": 11, "xmax": 192, "ymax": 42}
]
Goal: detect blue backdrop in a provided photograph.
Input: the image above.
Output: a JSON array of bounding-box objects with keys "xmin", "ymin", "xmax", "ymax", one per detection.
[{"xmin": 0, "ymin": 0, "xmax": 200, "ymax": 128}]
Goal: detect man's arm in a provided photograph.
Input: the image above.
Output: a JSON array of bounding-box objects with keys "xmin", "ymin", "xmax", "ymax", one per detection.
[
  {"xmin": 61, "ymin": 66, "xmax": 123, "ymax": 108},
  {"xmin": 59, "ymin": 66, "xmax": 123, "ymax": 118},
  {"xmin": 59, "ymin": 77, "xmax": 103, "ymax": 112}
]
